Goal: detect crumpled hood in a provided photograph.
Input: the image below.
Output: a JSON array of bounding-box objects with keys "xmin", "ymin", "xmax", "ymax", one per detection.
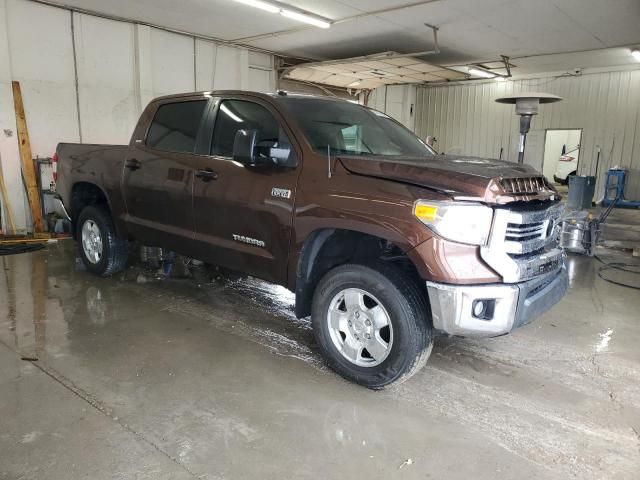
[{"xmin": 339, "ymin": 154, "xmax": 553, "ymax": 203}]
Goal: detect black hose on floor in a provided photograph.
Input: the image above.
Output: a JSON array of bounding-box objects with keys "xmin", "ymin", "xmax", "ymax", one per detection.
[
  {"xmin": 0, "ymin": 243, "xmax": 45, "ymax": 256},
  {"xmin": 594, "ymin": 255, "xmax": 640, "ymax": 290}
]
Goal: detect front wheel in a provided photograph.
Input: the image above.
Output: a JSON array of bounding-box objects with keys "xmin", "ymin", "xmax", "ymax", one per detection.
[
  {"xmin": 77, "ymin": 205, "xmax": 128, "ymax": 277},
  {"xmin": 311, "ymin": 263, "xmax": 432, "ymax": 389}
]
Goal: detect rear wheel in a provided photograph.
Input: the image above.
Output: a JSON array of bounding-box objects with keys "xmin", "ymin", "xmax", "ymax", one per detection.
[
  {"xmin": 77, "ymin": 205, "xmax": 128, "ymax": 276},
  {"xmin": 312, "ymin": 263, "xmax": 432, "ymax": 389}
]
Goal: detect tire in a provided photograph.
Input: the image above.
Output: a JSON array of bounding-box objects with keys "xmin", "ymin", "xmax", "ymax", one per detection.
[
  {"xmin": 311, "ymin": 263, "xmax": 433, "ymax": 389},
  {"xmin": 77, "ymin": 205, "xmax": 128, "ymax": 277}
]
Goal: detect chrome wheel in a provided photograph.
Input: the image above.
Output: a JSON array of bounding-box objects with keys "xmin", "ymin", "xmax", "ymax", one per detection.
[
  {"xmin": 81, "ymin": 219, "xmax": 103, "ymax": 264},
  {"xmin": 327, "ymin": 288, "xmax": 393, "ymax": 367}
]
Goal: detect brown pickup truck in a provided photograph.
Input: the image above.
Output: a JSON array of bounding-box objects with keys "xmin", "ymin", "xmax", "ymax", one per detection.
[{"xmin": 53, "ymin": 90, "xmax": 568, "ymax": 388}]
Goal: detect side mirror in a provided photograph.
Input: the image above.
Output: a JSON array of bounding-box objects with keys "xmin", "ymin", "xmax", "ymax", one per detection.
[
  {"xmin": 233, "ymin": 129, "xmax": 258, "ymax": 165},
  {"xmin": 233, "ymin": 129, "xmax": 294, "ymax": 167}
]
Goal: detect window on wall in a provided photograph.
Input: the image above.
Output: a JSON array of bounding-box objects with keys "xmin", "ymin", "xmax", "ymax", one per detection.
[
  {"xmin": 146, "ymin": 100, "xmax": 208, "ymax": 153},
  {"xmin": 211, "ymin": 100, "xmax": 289, "ymax": 157}
]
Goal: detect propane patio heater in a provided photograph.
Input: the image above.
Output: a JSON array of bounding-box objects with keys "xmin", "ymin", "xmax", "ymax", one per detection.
[{"xmin": 495, "ymin": 93, "xmax": 562, "ymax": 164}]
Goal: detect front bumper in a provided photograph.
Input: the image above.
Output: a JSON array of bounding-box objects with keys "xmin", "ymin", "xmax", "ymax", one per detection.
[{"xmin": 426, "ymin": 267, "xmax": 568, "ymax": 337}]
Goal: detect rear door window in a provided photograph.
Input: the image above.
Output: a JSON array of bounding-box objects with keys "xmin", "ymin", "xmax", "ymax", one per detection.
[
  {"xmin": 211, "ymin": 100, "xmax": 288, "ymax": 157},
  {"xmin": 146, "ymin": 100, "xmax": 208, "ymax": 153}
]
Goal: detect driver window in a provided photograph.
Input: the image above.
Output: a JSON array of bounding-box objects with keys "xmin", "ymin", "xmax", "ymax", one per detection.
[{"xmin": 211, "ymin": 100, "xmax": 290, "ymax": 158}]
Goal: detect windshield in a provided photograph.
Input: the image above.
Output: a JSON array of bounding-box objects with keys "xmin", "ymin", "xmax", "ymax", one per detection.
[{"xmin": 279, "ymin": 98, "xmax": 436, "ymax": 158}]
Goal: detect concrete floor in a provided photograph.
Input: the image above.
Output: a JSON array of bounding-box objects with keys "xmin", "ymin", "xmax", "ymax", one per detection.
[{"xmin": 1, "ymin": 243, "xmax": 639, "ymax": 480}]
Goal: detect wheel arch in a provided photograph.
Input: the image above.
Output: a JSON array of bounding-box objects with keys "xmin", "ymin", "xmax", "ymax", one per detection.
[
  {"xmin": 70, "ymin": 182, "xmax": 118, "ymax": 236},
  {"xmin": 293, "ymin": 228, "xmax": 425, "ymax": 319}
]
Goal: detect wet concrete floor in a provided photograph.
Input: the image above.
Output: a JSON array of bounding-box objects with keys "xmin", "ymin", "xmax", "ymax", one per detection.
[{"xmin": 1, "ymin": 242, "xmax": 639, "ymax": 479}]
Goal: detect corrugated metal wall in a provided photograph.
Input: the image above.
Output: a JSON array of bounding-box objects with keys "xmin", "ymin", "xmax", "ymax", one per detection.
[{"xmin": 415, "ymin": 69, "xmax": 640, "ymax": 200}]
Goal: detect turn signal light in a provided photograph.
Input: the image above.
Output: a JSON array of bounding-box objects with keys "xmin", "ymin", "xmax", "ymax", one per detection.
[{"xmin": 414, "ymin": 204, "xmax": 438, "ymax": 221}]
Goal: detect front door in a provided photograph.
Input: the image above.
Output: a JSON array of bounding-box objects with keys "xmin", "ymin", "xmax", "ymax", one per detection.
[
  {"xmin": 122, "ymin": 98, "xmax": 210, "ymax": 252},
  {"xmin": 190, "ymin": 97, "xmax": 301, "ymax": 285}
]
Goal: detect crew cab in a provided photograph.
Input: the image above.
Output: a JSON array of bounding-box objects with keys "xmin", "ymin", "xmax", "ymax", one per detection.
[{"xmin": 53, "ymin": 91, "xmax": 568, "ymax": 388}]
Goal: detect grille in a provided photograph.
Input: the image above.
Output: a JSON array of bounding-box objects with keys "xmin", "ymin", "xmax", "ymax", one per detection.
[
  {"xmin": 502, "ymin": 204, "xmax": 563, "ymax": 255},
  {"xmin": 500, "ymin": 176, "xmax": 547, "ymax": 195},
  {"xmin": 505, "ymin": 221, "xmax": 547, "ymax": 243},
  {"xmin": 481, "ymin": 203, "xmax": 565, "ymax": 282}
]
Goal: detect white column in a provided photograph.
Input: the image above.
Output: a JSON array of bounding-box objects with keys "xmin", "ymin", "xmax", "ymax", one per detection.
[
  {"xmin": 134, "ymin": 24, "xmax": 154, "ymax": 112},
  {"xmin": 0, "ymin": 0, "xmax": 28, "ymax": 233},
  {"xmin": 195, "ymin": 38, "xmax": 216, "ymax": 91},
  {"xmin": 238, "ymin": 48, "xmax": 250, "ymax": 90}
]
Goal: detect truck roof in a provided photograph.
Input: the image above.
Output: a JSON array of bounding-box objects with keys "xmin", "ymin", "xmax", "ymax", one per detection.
[{"xmin": 151, "ymin": 90, "xmax": 352, "ymax": 104}]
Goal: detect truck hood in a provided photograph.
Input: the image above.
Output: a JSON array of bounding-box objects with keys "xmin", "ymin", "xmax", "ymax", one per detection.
[{"xmin": 338, "ymin": 154, "xmax": 558, "ymax": 204}]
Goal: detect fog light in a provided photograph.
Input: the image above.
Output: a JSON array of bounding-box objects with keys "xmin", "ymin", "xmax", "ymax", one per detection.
[
  {"xmin": 473, "ymin": 301, "xmax": 486, "ymax": 317},
  {"xmin": 472, "ymin": 299, "xmax": 495, "ymax": 320}
]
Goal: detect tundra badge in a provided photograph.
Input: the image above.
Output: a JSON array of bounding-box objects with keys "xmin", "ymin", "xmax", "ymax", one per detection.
[
  {"xmin": 271, "ymin": 187, "xmax": 291, "ymax": 199},
  {"xmin": 232, "ymin": 235, "xmax": 265, "ymax": 248}
]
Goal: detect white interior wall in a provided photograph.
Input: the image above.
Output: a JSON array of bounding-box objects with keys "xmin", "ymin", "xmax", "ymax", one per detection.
[
  {"xmin": 0, "ymin": 0, "xmax": 276, "ymax": 233},
  {"xmin": 414, "ymin": 68, "xmax": 640, "ymax": 200},
  {"xmin": 149, "ymin": 29, "xmax": 195, "ymax": 98},
  {"xmin": 74, "ymin": 13, "xmax": 139, "ymax": 145},
  {"xmin": 194, "ymin": 39, "xmax": 216, "ymax": 91},
  {"xmin": 367, "ymin": 85, "xmax": 417, "ymax": 132},
  {"xmin": 543, "ymin": 129, "xmax": 582, "ymax": 180},
  {"xmin": 7, "ymin": 1, "xmax": 79, "ymax": 154},
  {"xmin": 213, "ymin": 46, "xmax": 248, "ymax": 90},
  {"xmin": 248, "ymin": 51, "xmax": 275, "ymax": 93}
]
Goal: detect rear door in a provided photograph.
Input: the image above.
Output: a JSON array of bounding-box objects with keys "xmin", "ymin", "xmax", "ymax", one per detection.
[
  {"xmin": 190, "ymin": 96, "xmax": 301, "ymax": 284},
  {"xmin": 122, "ymin": 97, "xmax": 211, "ymax": 251}
]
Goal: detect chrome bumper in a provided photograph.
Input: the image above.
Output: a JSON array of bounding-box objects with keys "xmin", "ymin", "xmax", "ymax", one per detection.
[{"xmin": 426, "ymin": 267, "xmax": 568, "ymax": 337}]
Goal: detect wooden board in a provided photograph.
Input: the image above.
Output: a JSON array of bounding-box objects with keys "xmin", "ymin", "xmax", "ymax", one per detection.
[
  {"xmin": 12, "ymin": 81, "xmax": 44, "ymax": 233},
  {"xmin": 0, "ymin": 153, "xmax": 17, "ymax": 235}
]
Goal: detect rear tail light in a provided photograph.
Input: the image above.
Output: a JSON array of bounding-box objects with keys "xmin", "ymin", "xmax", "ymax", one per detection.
[
  {"xmin": 559, "ymin": 155, "xmax": 575, "ymax": 162},
  {"xmin": 52, "ymin": 152, "xmax": 58, "ymax": 183}
]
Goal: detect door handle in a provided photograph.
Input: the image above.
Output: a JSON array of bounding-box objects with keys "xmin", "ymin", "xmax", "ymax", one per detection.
[
  {"xmin": 195, "ymin": 169, "xmax": 218, "ymax": 182},
  {"xmin": 125, "ymin": 159, "xmax": 141, "ymax": 171}
]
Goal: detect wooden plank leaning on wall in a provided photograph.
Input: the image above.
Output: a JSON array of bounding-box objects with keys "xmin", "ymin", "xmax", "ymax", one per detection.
[{"xmin": 12, "ymin": 81, "xmax": 44, "ymax": 233}]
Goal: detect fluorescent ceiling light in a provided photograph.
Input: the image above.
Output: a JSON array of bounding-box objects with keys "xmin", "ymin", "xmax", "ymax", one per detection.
[
  {"xmin": 231, "ymin": 0, "xmax": 331, "ymax": 28},
  {"xmin": 280, "ymin": 8, "xmax": 331, "ymax": 28},
  {"xmin": 468, "ymin": 67, "xmax": 495, "ymax": 79},
  {"xmin": 220, "ymin": 103, "xmax": 243, "ymax": 123},
  {"xmin": 632, "ymin": 49, "xmax": 640, "ymax": 61},
  {"xmin": 495, "ymin": 76, "xmax": 506, "ymax": 82},
  {"xmin": 347, "ymin": 81, "xmax": 361, "ymax": 87},
  {"xmin": 232, "ymin": 0, "xmax": 279, "ymax": 13}
]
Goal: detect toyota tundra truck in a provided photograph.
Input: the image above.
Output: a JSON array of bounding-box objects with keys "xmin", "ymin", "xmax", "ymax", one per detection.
[{"xmin": 53, "ymin": 90, "xmax": 568, "ymax": 388}]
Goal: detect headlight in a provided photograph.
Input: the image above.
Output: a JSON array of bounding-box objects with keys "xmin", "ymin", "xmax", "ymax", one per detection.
[{"xmin": 414, "ymin": 200, "xmax": 493, "ymax": 246}]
